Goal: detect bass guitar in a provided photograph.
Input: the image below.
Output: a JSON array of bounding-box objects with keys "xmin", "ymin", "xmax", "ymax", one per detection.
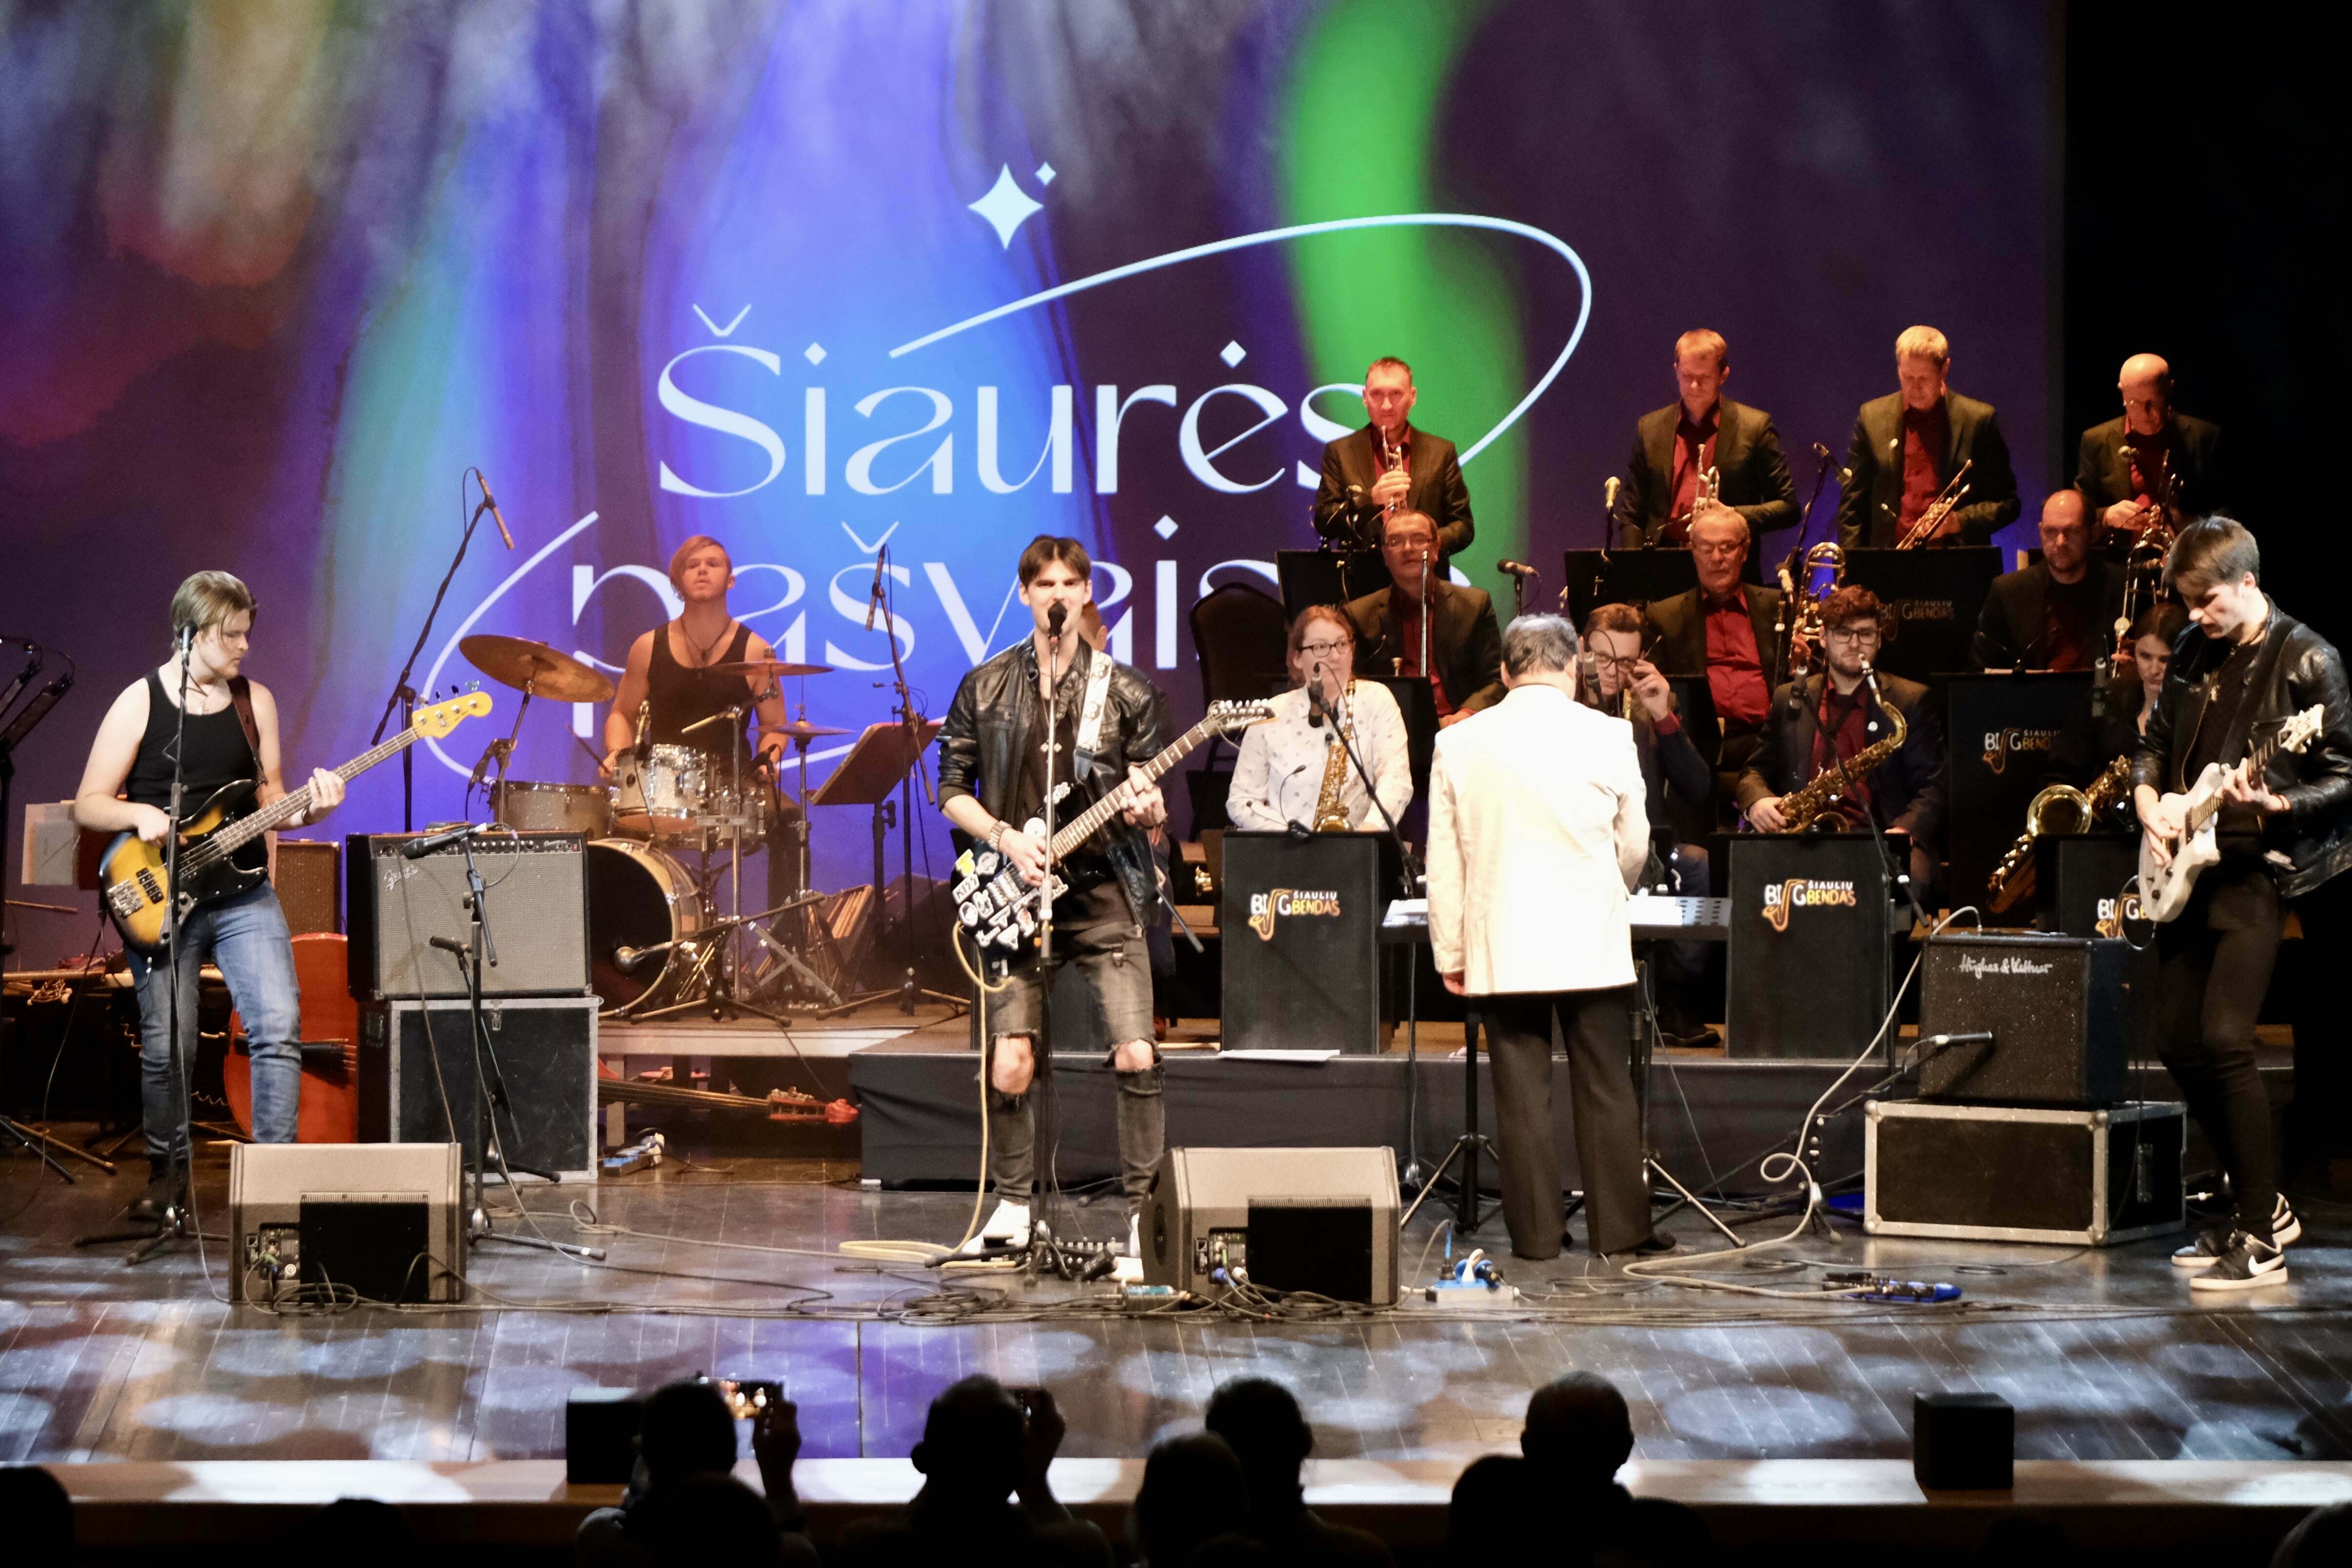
[
  {"xmin": 953, "ymin": 699, "xmax": 1272, "ymax": 952},
  {"xmin": 2136, "ymin": 704, "xmax": 2323, "ymax": 923},
  {"xmin": 99, "ymin": 691, "xmax": 490, "ymax": 954}
]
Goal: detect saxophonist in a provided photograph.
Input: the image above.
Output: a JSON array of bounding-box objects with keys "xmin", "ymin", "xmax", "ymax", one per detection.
[
  {"xmin": 1737, "ymin": 586, "xmax": 1946, "ymax": 894},
  {"xmin": 1226, "ymin": 605, "xmax": 1413, "ymax": 833}
]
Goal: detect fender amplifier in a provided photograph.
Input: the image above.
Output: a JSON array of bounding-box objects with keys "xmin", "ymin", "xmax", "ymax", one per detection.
[
  {"xmin": 347, "ymin": 831, "xmax": 589, "ymax": 998},
  {"xmin": 1916, "ymin": 932, "xmax": 2130, "ymax": 1105},
  {"xmin": 1142, "ymin": 1146, "xmax": 1399, "ymax": 1304}
]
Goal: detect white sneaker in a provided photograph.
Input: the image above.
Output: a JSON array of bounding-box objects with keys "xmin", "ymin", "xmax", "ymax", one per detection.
[
  {"xmin": 1111, "ymin": 1212, "xmax": 1145, "ymax": 1284},
  {"xmin": 954, "ymin": 1197, "xmax": 1030, "ymax": 1256},
  {"xmin": 2188, "ymin": 1230, "xmax": 2290, "ymax": 1293}
]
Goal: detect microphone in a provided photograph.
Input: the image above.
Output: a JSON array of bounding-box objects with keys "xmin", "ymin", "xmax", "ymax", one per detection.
[
  {"xmin": 1497, "ymin": 560, "xmax": 1539, "ymax": 579},
  {"xmin": 476, "ymin": 470, "xmax": 516, "ymax": 550},
  {"xmin": 178, "ymin": 623, "xmax": 195, "ymax": 654},
  {"xmin": 1047, "ymin": 602, "xmax": 1068, "ymax": 638},
  {"xmin": 613, "ymin": 944, "xmax": 647, "ymax": 974},
  {"xmin": 1604, "ymin": 476, "xmax": 1621, "ymax": 512},
  {"xmin": 863, "ymin": 544, "xmax": 888, "ymax": 631},
  {"xmin": 1307, "ymin": 663, "xmax": 1327, "ymax": 729},
  {"xmin": 634, "ymin": 699, "xmax": 651, "ymax": 763},
  {"xmin": 402, "ymin": 821, "xmax": 491, "ymax": 859}
]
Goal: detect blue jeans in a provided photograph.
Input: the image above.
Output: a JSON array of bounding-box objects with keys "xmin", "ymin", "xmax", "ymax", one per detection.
[{"xmin": 128, "ymin": 882, "xmax": 302, "ymax": 1161}]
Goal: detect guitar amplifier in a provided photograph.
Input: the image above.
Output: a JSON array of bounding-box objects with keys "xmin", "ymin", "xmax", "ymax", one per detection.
[
  {"xmin": 347, "ymin": 831, "xmax": 589, "ymax": 999},
  {"xmin": 228, "ymin": 1141, "xmax": 466, "ymax": 1303},
  {"xmin": 1916, "ymin": 932, "xmax": 2130, "ymax": 1105},
  {"xmin": 359, "ymin": 994, "xmax": 599, "ymax": 1181}
]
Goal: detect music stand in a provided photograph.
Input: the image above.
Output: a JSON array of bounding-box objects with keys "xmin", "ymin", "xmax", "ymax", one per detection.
[
  {"xmin": 1560, "ymin": 549, "xmax": 1697, "ymax": 629},
  {"xmin": 811, "ymin": 718, "xmax": 961, "ymax": 1015},
  {"xmin": 1277, "ymin": 548, "xmax": 1390, "ymax": 618},
  {"xmin": 1367, "ymin": 673, "xmax": 1438, "ymax": 808}
]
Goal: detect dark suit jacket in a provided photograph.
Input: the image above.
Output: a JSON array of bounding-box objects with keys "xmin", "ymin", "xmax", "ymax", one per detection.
[
  {"xmin": 1642, "ymin": 582, "xmax": 1789, "ymax": 696},
  {"xmin": 1973, "ymin": 559, "xmax": 2125, "ymax": 670},
  {"xmin": 1611, "ymin": 398, "xmax": 1799, "ymax": 546},
  {"xmin": 1343, "ymin": 580, "xmax": 1505, "ymax": 715},
  {"xmin": 1736, "ymin": 670, "xmax": 1947, "ymax": 845},
  {"xmin": 2076, "ymin": 413, "xmax": 2224, "ymax": 517},
  {"xmin": 1313, "ymin": 424, "xmax": 1474, "ymax": 556},
  {"xmin": 1834, "ymin": 390, "xmax": 2021, "ymax": 548}
]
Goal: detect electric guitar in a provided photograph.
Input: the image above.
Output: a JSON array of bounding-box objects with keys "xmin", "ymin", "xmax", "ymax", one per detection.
[
  {"xmin": 2136, "ymin": 704, "xmax": 2323, "ymax": 924},
  {"xmin": 953, "ymin": 699, "xmax": 1273, "ymax": 952},
  {"xmin": 99, "ymin": 691, "xmax": 491, "ymax": 953}
]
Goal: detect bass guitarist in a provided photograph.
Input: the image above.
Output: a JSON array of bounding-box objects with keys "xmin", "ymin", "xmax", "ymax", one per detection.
[
  {"xmin": 71, "ymin": 572, "xmax": 345, "ymax": 1222},
  {"xmin": 2131, "ymin": 516, "xmax": 2352, "ymax": 1292},
  {"xmin": 937, "ymin": 535, "xmax": 1168, "ymax": 1269}
]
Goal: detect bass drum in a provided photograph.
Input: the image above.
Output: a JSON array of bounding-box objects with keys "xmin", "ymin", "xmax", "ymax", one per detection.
[{"xmin": 586, "ymin": 838, "xmax": 704, "ymax": 1009}]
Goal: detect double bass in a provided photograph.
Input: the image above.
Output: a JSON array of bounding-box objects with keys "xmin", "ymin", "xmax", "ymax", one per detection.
[{"xmin": 224, "ymin": 931, "xmax": 358, "ymax": 1143}]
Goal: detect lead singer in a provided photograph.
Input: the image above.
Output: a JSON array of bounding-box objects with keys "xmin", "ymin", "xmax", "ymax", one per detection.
[{"xmin": 1426, "ymin": 615, "xmax": 1666, "ymax": 1260}]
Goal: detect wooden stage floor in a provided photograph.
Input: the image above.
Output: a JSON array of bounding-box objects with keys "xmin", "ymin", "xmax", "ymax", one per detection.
[{"xmin": 3, "ymin": 1141, "xmax": 2348, "ymax": 1470}]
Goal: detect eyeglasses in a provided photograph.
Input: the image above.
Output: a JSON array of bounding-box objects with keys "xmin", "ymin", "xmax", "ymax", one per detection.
[
  {"xmin": 1298, "ymin": 640, "xmax": 1353, "ymax": 659},
  {"xmin": 1823, "ymin": 624, "xmax": 1881, "ymax": 644},
  {"xmin": 1588, "ymin": 654, "xmax": 1641, "ymax": 674},
  {"xmin": 1691, "ymin": 541, "xmax": 1744, "ymax": 559}
]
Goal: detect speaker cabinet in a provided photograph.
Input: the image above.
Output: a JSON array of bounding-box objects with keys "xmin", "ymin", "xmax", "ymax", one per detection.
[
  {"xmin": 346, "ymin": 832, "xmax": 589, "ymax": 999},
  {"xmin": 1917, "ymin": 932, "xmax": 2130, "ymax": 1105},
  {"xmin": 1865, "ymin": 1098, "xmax": 2184, "ymax": 1246},
  {"xmin": 1142, "ymin": 1146, "xmax": 1398, "ymax": 1304},
  {"xmin": 228, "ymin": 1141, "xmax": 465, "ymax": 1303},
  {"xmin": 272, "ymin": 838, "xmax": 342, "ymax": 934},
  {"xmin": 359, "ymin": 995, "xmax": 599, "ymax": 1181}
]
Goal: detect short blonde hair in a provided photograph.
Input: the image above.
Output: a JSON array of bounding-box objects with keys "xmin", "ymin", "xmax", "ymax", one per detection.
[
  {"xmin": 666, "ymin": 535, "xmax": 731, "ymax": 591},
  {"xmin": 1894, "ymin": 325, "xmax": 1950, "ymax": 366},
  {"xmin": 1674, "ymin": 329, "xmax": 1728, "ymax": 369},
  {"xmin": 169, "ymin": 571, "xmax": 256, "ymax": 642}
]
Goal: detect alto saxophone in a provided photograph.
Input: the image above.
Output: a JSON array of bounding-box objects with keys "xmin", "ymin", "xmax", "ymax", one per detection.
[
  {"xmin": 1311, "ymin": 681, "xmax": 1357, "ymax": 832},
  {"xmin": 1772, "ymin": 666, "xmax": 1908, "ymax": 830},
  {"xmin": 1985, "ymin": 754, "xmax": 2133, "ymax": 913}
]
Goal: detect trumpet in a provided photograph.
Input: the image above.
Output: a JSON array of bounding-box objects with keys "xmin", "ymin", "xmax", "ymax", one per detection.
[{"xmin": 1894, "ymin": 458, "xmax": 1974, "ymax": 549}]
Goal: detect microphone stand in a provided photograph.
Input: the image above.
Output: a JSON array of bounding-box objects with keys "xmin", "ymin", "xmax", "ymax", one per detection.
[
  {"xmin": 1023, "ymin": 617, "xmax": 1065, "ymax": 1286},
  {"xmin": 375, "ymin": 486, "xmax": 499, "ymax": 831}
]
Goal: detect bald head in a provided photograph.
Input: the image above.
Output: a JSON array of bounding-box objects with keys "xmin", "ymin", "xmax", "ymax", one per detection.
[
  {"xmin": 2120, "ymin": 354, "xmax": 2173, "ymax": 436},
  {"xmin": 2040, "ymin": 488, "xmax": 2091, "ymax": 581}
]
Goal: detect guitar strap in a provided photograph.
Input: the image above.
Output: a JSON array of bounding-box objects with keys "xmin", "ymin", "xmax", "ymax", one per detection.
[
  {"xmin": 1070, "ymin": 646, "xmax": 1116, "ymax": 778},
  {"xmin": 227, "ymin": 676, "xmax": 262, "ymax": 769}
]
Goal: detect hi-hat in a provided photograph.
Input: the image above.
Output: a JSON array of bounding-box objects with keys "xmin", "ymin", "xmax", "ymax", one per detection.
[
  {"xmin": 764, "ymin": 719, "xmax": 853, "ymax": 744},
  {"xmin": 459, "ymin": 635, "xmax": 616, "ymax": 703},
  {"xmin": 707, "ymin": 658, "xmax": 835, "ymax": 679}
]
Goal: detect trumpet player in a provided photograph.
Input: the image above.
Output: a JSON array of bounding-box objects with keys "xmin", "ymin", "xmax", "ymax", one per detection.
[
  {"xmin": 1609, "ymin": 329, "xmax": 1799, "ymax": 549},
  {"xmin": 2076, "ymin": 352, "xmax": 2225, "ymax": 542},
  {"xmin": 1311, "ymin": 356, "xmax": 1475, "ymax": 558},
  {"xmin": 1834, "ymin": 326, "xmax": 2020, "ymax": 548},
  {"xmin": 1737, "ymin": 586, "xmax": 1946, "ymax": 894},
  {"xmin": 1973, "ymin": 489, "xmax": 2123, "ymax": 671}
]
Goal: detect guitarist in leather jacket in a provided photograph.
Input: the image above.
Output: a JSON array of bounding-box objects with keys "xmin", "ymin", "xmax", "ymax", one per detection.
[
  {"xmin": 2130, "ymin": 517, "xmax": 2352, "ymax": 1292},
  {"xmin": 71, "ymin": 572, "xmax": 345, "ymax": 1223},
  {"xmin": 937, "ymin": 536, "xmax": 1170, "ymax": 1267}
]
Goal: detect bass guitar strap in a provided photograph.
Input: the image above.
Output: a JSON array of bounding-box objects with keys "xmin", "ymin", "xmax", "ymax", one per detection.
[{"xmin": 228, "ymin": 675, "xmax": 262, "ymax": 768}]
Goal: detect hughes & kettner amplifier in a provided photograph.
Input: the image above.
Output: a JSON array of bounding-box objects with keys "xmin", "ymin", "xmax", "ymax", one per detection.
[
  {"xmin": 1142, "ymin": 1147, "xmax": 1399, "ymax": 1304},
  {"xmin": 347, "ymin": 830, "xmax": 589, "ymax": 999},
  {"xmin": 1916, "ymin": 932, "xmax": 2130, "ymax": 1104},
  {"xmin": 1865, "ymin": 1099, "xmax": 2185, "ymax": 1246}
]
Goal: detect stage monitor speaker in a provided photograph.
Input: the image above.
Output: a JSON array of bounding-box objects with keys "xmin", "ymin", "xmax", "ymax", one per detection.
[
  {"xmin": 346, "ymin": 831, "xmax": 588, "ymax": 999},
  {"xmin": 359, "ymin": 995, "xmax": 599, "ymax": 1181},
  {"xmin": 1913, "ymin": 1392, "xmax": 2013, "ymax": 1491},
  {"xmin": 227, "ymin": 1141, "xmax": 464, "ymax": 1303},
  {"xmin": 272, "ymin": 837, "xmax": 342, "ymax": 934},
  {"xmin": 1142, "ymin": 1146, "xmax": 1398, "ymax": 1304},
  {"xmin": 1916, "ymin": 932, "xmax": 2129, "ymax": 1104}
]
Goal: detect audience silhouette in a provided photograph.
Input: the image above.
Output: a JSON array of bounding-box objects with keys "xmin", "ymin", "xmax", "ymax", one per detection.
[
  {"xmin": 1203, "ymin": 1377, "xmax": 1394, "ymax": 1566},
  {"xmin": 574, "ymin": 1379, "xmax": 817, "ymax": 1567}
]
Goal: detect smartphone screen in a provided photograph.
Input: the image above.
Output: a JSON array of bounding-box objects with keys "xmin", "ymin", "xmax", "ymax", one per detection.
[{"xmin": 712, "ymin": 1377, "xmax": 786, "ymax": 1421}]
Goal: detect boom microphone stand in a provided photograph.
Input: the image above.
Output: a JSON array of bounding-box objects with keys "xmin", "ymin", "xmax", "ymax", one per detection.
[
  {"xmin": 374, "ymin": 472, "xmax": 503, "ymax": 832},
  {"xmin": 1021, "ymin": 606, "xmax": 1067, "ymax": 1285}
]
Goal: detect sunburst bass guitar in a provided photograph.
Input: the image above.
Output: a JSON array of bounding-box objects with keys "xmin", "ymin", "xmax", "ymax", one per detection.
[
  {"xmin": 99, "ymin": 692, "xmax": 491, "ymax": 954},
  {"xmin": 953, "ymin": 699, "xmax": 1272, "ymax": 953}
]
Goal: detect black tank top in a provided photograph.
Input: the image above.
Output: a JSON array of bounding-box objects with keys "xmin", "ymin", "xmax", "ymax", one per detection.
[
  {"xmin": 646, "ymin": 621, "xmax": 755, "ymax": 762},
  {"xmin": 125, "ymin": 670, "xmax": 260, "ymax": 814}
]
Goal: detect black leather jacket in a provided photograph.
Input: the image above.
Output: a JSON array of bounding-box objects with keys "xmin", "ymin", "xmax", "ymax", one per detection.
[
  {"xmin": 2132, "ymin": 598, "xmax": 2352, "ymax": 899},
  {"xmin": 937, "ymin": 639, "xmax": 1167, "ymax": 922}
]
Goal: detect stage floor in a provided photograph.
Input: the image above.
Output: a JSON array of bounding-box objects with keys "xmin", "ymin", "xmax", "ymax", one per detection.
[{"xmin": 2, "ymin": 1143, "xmax": 2347, "ymax": 1468}]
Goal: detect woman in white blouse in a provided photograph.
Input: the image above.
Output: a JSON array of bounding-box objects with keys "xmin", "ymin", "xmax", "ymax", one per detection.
[{"xmin": 1226, "ymin": 605, "xmax": 1414, "ymax": 832}]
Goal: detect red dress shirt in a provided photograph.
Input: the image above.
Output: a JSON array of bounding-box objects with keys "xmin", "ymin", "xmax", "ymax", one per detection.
[
  {"xmin": 1810, "ymin": 680, "xmax": 1877, "ymax": 813},
  {"xmin": 1665, "ymin": 404, "xmax": 1721, "ymax": 544},
  {"xmin": 1702, "ymin": 587, "xmax": 1768, "ymax": 730},
  {"xmin": 1897, "ymin": 402, "xmax": 1950, "ymax": 535}
]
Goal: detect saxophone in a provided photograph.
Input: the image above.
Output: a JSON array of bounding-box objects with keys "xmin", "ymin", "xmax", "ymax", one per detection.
[
  {"xmin": 1772, "ymin": 666, "xmax": 1908, "ymax": 830},
  {"xmin": 1311, "ymin": 681, "xmax": 1357, "ymax": 832},
  {"xmin": 1985, "ymin": 754, "xmax": 2133, "ymax": 914}
]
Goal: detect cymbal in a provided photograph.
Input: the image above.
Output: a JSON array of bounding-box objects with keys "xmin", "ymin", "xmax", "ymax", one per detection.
[
  {"xmin": 458, "ymin": 635, "xmax": 616, "ymax": 703},
  {"xmin": 764, "ymin": 719, "xmax": 853, "ymax": 743},
  {"xmin": 706, "ymin": 658, "xmax": 835, "ymax": 679}
]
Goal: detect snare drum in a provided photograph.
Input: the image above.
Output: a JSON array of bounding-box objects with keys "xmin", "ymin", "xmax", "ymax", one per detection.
[
  {"xmin": 491, "ymin": 779, "xmax": 611, "ymax": 837},
  {"xmin": 611, "ymin": 743, "xmax": 708, "ymax": 837},
  {"xmin": 586, "ymin": 837, "xmax": 704, "ymax": 1008}
]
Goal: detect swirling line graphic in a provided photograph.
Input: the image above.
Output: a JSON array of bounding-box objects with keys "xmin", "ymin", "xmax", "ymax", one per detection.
[{"xmin": 890, "ymin": 212, "xmax": 1593, "ymax": 465}]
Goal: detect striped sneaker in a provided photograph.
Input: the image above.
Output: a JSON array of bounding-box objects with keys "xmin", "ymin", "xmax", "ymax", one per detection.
[
  {"xmin": 2272, "ymin": 1196, "xmax": 2303, "ymax": 1250},
  {"xmin": 2188, "ymin": 1231, "xmax": 2289, "ymax": 1293}
]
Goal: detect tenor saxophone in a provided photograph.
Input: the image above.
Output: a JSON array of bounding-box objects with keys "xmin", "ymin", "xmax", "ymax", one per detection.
[
  {"xmin": 1311, "ymin": 681, "xmax": 1357, "ymax": 832},
  {"xmin": 1772, "ymin": 666, "xmax": 1908, "ymax": 830},
  {"xmin": 1985, "ymin": 754, "xmax": 2133, "ymax": 913}
]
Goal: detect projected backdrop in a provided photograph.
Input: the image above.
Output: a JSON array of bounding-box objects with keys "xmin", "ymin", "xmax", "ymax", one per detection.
[{"xmin": 0, "ymin": 0, "xmax": 2051, "ymax": 903}]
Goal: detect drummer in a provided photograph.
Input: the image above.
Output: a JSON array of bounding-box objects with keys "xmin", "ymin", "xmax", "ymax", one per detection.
[{"xmin": 601, "ymin": 535, "xmax": 804, "ymax": 906}]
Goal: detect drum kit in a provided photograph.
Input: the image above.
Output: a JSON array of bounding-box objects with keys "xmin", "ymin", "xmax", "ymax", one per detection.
[{"xmin": 456, "ymin": 635, "xmax": 854, "ymax": 1023}]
